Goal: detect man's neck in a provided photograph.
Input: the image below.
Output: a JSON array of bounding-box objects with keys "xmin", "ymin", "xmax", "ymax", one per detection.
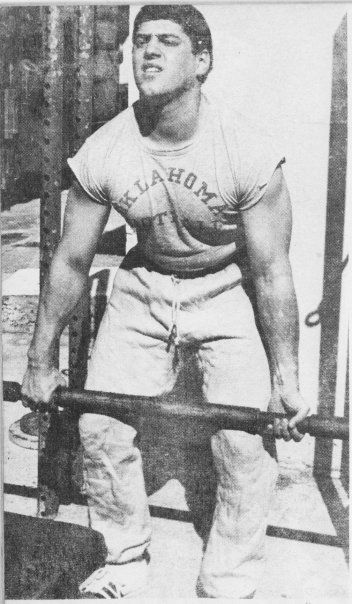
[{"xmin": 134, "ymin": 88, "xmax": 202, "ymax": 146}]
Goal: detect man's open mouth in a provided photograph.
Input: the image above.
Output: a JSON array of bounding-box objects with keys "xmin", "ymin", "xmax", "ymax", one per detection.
[{"xmin": 142, "ymin": 64, "xmax": 162, "ymax": 73}]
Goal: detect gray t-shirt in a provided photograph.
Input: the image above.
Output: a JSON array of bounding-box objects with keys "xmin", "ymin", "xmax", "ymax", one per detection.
[{"xmin": 68, "ymin": 94, "xmax": 284, "ymax": 273}]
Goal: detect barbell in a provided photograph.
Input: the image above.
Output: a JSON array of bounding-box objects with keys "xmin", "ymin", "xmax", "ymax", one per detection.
[{"xmin": 2, "ymin": 380, "xmax": 349, "ymax": 440}]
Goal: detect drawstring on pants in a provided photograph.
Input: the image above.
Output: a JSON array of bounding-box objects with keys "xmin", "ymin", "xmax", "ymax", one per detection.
[{"xmin": 167, "ymin": 276, "xmax": 181, "ymax": 353}]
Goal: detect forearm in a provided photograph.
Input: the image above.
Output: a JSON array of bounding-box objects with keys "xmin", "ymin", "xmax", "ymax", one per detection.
[
  {"xmin": 28, "ymin": 254, "xmax": 89, "ymax": 368},
  {"xmin": 253, "ymin": 259, "xmax": 299, "ymax": 392}
]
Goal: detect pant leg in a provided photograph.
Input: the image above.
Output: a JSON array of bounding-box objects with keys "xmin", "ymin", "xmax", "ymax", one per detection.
[
  {"xmin": 197, "ymin": 428, "xmax": 278, "ymax": 598},
  {"xmin": 79, "ymin": 266, "xmax": 179, "ymax": 563},
  {"xmin": 194, "ymin": 295, "xmax": 278, "ymax": 598}
]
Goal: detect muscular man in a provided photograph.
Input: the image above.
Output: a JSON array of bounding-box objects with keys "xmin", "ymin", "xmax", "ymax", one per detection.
[{"xmin": 22, "ymin": 5, "xmax": 309, "ymax": 599}]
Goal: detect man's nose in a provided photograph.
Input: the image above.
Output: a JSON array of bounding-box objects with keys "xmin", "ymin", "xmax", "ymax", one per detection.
[{"xmin": 144, "ymin": 37, "xmax": 161, "ymax": 58}]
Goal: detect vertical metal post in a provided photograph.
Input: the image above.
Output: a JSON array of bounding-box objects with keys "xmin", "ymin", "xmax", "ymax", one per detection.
[
  {"xmin": 54, "ymin": 6, "xmax": 95, "ymax": 506},
  {"xmin": 311, "ymin": 14, "xmax": 349, "ymax": 562},
  {"xmin": 0, "ymin": 15, "xmax": 6, "ymax": 209},
  {"xmin": 68, "ymin": 6, "xmax": 94, "ymax": 391},
  {"xmin": 38, "ymin": 5, "xmax": 64, "ymax": 517},
  {"xmin": 313, "ymin": 16, "xmax": 347, "ymax": 477},
  {"xmin": 72, "ymin": 6, "xmax": 94, "ymax": 155},
  {"xmin": 0, "ymin": 9, "xmax": 19, "ymax": 210},
  {"xmin": 40, "ymin": 6, "xmax": 63, "ymax": 290}
]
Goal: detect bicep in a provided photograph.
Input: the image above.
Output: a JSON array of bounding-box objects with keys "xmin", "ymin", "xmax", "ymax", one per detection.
[
  {"xmin": 241, "ymin": 167, "xmax": 292, "ymax": 275},
  {"xmin": 58, "ymin": 179, "xmax": 110, "ymax": 272}
]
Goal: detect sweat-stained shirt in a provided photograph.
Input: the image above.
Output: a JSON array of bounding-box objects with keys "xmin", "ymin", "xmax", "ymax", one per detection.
[{"xmin": 67, "ymin": 94, "xmax": 285, "ymax": 274}]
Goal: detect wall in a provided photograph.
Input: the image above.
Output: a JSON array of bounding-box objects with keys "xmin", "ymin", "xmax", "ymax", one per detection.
[{"xmin": 121, "ymin": 3, "xmax": 348, "ymax": 468}]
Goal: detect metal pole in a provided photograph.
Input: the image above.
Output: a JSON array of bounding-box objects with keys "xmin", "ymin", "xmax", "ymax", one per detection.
[
  {"xmin": 40, "ymin": 6, "xmax": 63, "ymax": 291},
  {"xmin": 38, "ymin": 5, "xmax": 64, "ymax": 517},
  {"xmin": 72, "ymin": 5, "xmax": 94, "ymax": 153},
  {"xmin": 57, "ymin": 6, "xmax": 95, "ymax": 506},
  {"xmin": 314, "ymin": 16, "xmax": 348, "ymax": 476},
  {"xmin": 0, "ymin": 8, "xmax": 19, "ymax": 210},
  {"xmin": 68, "ymin": 6, "xmax": 94, "ymax": 391},
  {"xmin": 3, "ymin": 382, "xmax": 349, "ymax": 441}
]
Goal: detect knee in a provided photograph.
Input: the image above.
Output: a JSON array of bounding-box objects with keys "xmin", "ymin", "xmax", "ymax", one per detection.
[
  {"xmin": 79, "ymin": 413, "xmax": 110, "ymax": 436},
  {"xmin": 79, "ymin": 413, "xmax": 137, "ymax": 453},
  {"xmin": 211, "ymin": 429, "xmax": 278, "ymax": 493},
  {"xmin": 212, "ymin": 430, "xmax": 264, "ymax": 465}
]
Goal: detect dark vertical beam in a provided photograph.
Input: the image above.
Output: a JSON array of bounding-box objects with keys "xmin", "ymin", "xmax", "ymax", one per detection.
[
  {"xmin": 313, "ymin": 16, "xmax": 347, "ymax": 477},
  {"xmin": 38, "ymin": 5, "xmax": 64, "ymax": 517},
  {"xmin": 68, "ymin": 6, "xmax": 94, "ymax": 391},
  {"xmin": 72, "ymin": 6, "xmax": 94, "ymax": 155},
  {"xmin": 40, "ymin": 6, "xmax": 63, "ymax": 291},
  {"xmin": 0, "ymin": 9, "xmax": 18, "ymax": 210},
  {"xmin": 312, "ymin": 16, "xmax": 349, "ymax": 561},
  {"xmin": 0, "ymin": 13, "xmax": 6, "ymax": 209},
  {"xmin": 314, "ymin": 11, "xmax": 347, "ymax": 484},
  {"xmin": 58, "ymin": 6, "xmax": 95, "ymax": 505}
]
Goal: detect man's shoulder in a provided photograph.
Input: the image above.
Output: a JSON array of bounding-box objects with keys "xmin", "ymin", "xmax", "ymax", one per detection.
[
  {"xmin": 214, "ymin": 99, "xmax": 271, "ymax": 138},
  {"xmin": 205, "ymin": 95, "xmax": 277, "ymax": 159},
  {"xmin": 204, "ymin": 95, "xmax": 284, "ymax": 191}
]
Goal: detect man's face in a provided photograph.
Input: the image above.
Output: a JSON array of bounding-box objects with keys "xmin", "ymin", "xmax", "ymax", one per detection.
[{"xmin": 133, "ymin": 20, "xmax": 204, "ymax": 101}]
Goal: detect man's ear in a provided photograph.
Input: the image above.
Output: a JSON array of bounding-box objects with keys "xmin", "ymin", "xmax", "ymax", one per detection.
[{"xmin": 196, "ymin": 49, "xmax": 211, "ymax": 80}]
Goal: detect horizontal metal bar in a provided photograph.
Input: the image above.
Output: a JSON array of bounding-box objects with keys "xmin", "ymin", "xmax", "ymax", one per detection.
[
  {"xmin": 2, "ymin": 381, "xmax": 349, "ymax": 440},
  {"xmin": 2, "ymin": 485, "xmax": 344, "ymax": 549}
]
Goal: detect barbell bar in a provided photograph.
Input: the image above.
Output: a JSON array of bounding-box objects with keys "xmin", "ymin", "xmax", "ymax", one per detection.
[{"xmin": 2, "ymin": 381, "xmax": 349, "ymax": 440}]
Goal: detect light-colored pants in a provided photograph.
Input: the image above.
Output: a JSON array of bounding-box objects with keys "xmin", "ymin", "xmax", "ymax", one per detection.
[{"xmin": 79, "ymin": 260, "xmax": 278, "ymax": 598}]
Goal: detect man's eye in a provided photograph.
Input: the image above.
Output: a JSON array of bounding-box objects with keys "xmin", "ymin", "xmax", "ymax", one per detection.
[
  {"xmin": 160, "ymin": 37, "xmax": 179, "ymax": 46},
  {"xmin": 134, "ymin": 37, "xmax": 148, "ymax": 48},
  {"xmin": 133, "ymin": 35, "xmax": 180, "ymax": 48}
]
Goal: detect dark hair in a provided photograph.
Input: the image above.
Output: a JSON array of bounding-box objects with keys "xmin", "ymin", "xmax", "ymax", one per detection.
[{"xmin": 133, "ymin": 4, "xmax": 213, "ymax": 83}]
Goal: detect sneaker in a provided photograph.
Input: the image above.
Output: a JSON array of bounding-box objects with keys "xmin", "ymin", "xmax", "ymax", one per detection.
[{"xmin": 79, "ymin": 553, "xmax": 150, "ymax": 598}]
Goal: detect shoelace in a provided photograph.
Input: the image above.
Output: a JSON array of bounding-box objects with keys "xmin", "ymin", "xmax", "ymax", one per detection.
[
  {"xmin": 80, "ymin": 567, "xmax": 124, "ymax": 598},
  {"xmin": 79, "ymin": 553, "xmax": 151, "ymax": 599},
  {"xmin": 80, "ymin": 566, "xmax": 146, "ymax": 599}
]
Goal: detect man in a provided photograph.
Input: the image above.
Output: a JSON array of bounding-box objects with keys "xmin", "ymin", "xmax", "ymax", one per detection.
[{"xmin": 22, "ymin": 5, "xmax": 309, "ymax": 599}]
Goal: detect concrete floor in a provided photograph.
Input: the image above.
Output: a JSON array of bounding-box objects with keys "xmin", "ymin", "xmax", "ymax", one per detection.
[{"xmin": 1, "ymin": 198, "xmax": 350, "ymax": 600}]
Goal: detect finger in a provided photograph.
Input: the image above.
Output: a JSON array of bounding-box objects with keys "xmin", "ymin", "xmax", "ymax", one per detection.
[
  {"xmin": 288, "ymin": 407, "xmax": 309, "ymax": 430},
  {"xmin": 273, "ymin": 418, "xmax": 283, "ymax": 439},
  {"xmin": 281, "ymin": 418, "xmax": 291, "ymax": 442},
  {"xmin": 289, "ymin": 426, "xmax": 305, "ymax": 442},
  {"xmin": 21, "ymin": 394, "xmax": 30, "ymax": 408},
  {"xmin": 21, "ymin": 392, "xmax": 33, "ymax": 406},
  {"xmin": 21, "ymin": 394, "xmax": 39, "ymax": 411}
]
